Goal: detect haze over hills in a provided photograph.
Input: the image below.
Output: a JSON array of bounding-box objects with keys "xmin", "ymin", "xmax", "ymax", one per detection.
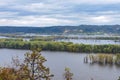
[{"xmin": 0, "ymin": 25, "xmax": 120, "ymax": 34}]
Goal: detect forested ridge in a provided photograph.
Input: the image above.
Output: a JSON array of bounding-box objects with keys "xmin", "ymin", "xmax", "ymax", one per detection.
[{"xmin": 0, "ymin": 25, "xmax": 120, "ymax": 34}]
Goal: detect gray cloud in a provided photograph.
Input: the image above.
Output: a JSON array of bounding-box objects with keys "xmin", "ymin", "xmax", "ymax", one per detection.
[{"xmin": 0, "ymin": 0, "xmax": 120, "ymax": 26}]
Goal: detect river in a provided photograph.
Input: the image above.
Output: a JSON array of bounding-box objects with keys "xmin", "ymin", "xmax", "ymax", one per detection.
[
  {"xmin": 57, "ymin": 39, "xmax": 120, "ymax": 45},
  {"xmin": 0, "ymin": 35, "xmax": 120, "ymax": 45},
  {"xmin": 0, "ymin": 49, "xmax": 120, "ymax": 80}
]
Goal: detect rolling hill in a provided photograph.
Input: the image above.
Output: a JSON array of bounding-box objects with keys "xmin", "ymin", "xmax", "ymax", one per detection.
[{"xmin": 0, "ymin": 25, "xmax": 120, "ymax": 34}]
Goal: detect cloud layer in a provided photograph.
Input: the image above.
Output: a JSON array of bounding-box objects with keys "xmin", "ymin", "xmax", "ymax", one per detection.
[{"xmin": 0, "ymin": 0, "xmax": 120, "ymax": 27}]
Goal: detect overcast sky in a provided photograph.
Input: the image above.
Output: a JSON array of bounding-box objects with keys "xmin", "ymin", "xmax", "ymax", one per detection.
[{"xmin": 0, "ymin": 0, "xmax": 120, "ymax": 27}]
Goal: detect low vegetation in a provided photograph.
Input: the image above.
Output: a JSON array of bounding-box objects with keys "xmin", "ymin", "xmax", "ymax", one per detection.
[{"xmin": 84, "ymin": 54, "xmax": 120, "ymax": 65}]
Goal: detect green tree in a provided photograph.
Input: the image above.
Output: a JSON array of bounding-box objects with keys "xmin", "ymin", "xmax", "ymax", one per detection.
[
  {"xmin": 64, "ymin": 67, "xmax": 73, "ymax": 80},
  {"xmin": 18, "ymin": 48, "xmax": 54, "ymax": 80}
]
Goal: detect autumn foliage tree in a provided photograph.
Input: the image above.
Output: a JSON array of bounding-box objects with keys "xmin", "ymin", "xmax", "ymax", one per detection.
[
  {"xmin": 19, "ymin": 48, "xmax": 54, "ymax": 80},
  {"xmin": 0, "ymin": 48, "xmax": 53, "ymax": 80}
]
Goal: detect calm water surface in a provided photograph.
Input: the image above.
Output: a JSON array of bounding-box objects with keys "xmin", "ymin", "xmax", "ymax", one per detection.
[
  {"xmin": 57, "ymin": 39, "xmax": 120, "ymax": 45},
  {"xmin": 0, "ymin": 49, "xmax": 120, "ymax": 80},
  {"xmin": 0, "ymin": 35, "xmax": 120, "ymax": 45},
  {"xmin": 0, "ymin": 36, "xmax": 9, "ymax": 38}
]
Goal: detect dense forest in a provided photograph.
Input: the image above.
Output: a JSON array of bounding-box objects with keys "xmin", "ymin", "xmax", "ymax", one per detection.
[
  {"xmin": 0, "ymin": 25, "xmax": 120, "ymax": 34},
  {"xmin": 0, "ymin": 39, "xmax": 120, "ymax": 53}
]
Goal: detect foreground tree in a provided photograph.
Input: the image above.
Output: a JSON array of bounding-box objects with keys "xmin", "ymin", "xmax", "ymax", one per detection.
[
  {"xmin": 64, "ymin": 67, "xmax": 73, "ymax": 80},
  {"xmin": 118, "ymin": 76, "xmax": 120, "ymax": 80},
  {"xmin": 0, "ymin": 68, "xmax": 18, "ymax": 80},
  {"xmin": 18, "ymin": 48, "xmax": 54, "ymax": 80},
  {"xmin": 0, "ymin": 48, "xmax": 53, "ymax": 80}
]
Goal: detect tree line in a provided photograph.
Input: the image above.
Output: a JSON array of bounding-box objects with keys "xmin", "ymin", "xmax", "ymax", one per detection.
[{"xmin": 0, "ymin": 39, "xmax": 120, "ymax": 53}]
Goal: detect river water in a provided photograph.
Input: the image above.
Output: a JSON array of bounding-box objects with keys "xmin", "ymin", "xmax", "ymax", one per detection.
[
  {"xmin": 0, "ymin": 49, "xmax": 120, "ymax": 80},
  {"xmin": 57, "ymin": 39, "xmax": 120, "ymax": 45},
  {"xmin": 0, "ymin": 35, "xmax": 120, "ymax": 45}
]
